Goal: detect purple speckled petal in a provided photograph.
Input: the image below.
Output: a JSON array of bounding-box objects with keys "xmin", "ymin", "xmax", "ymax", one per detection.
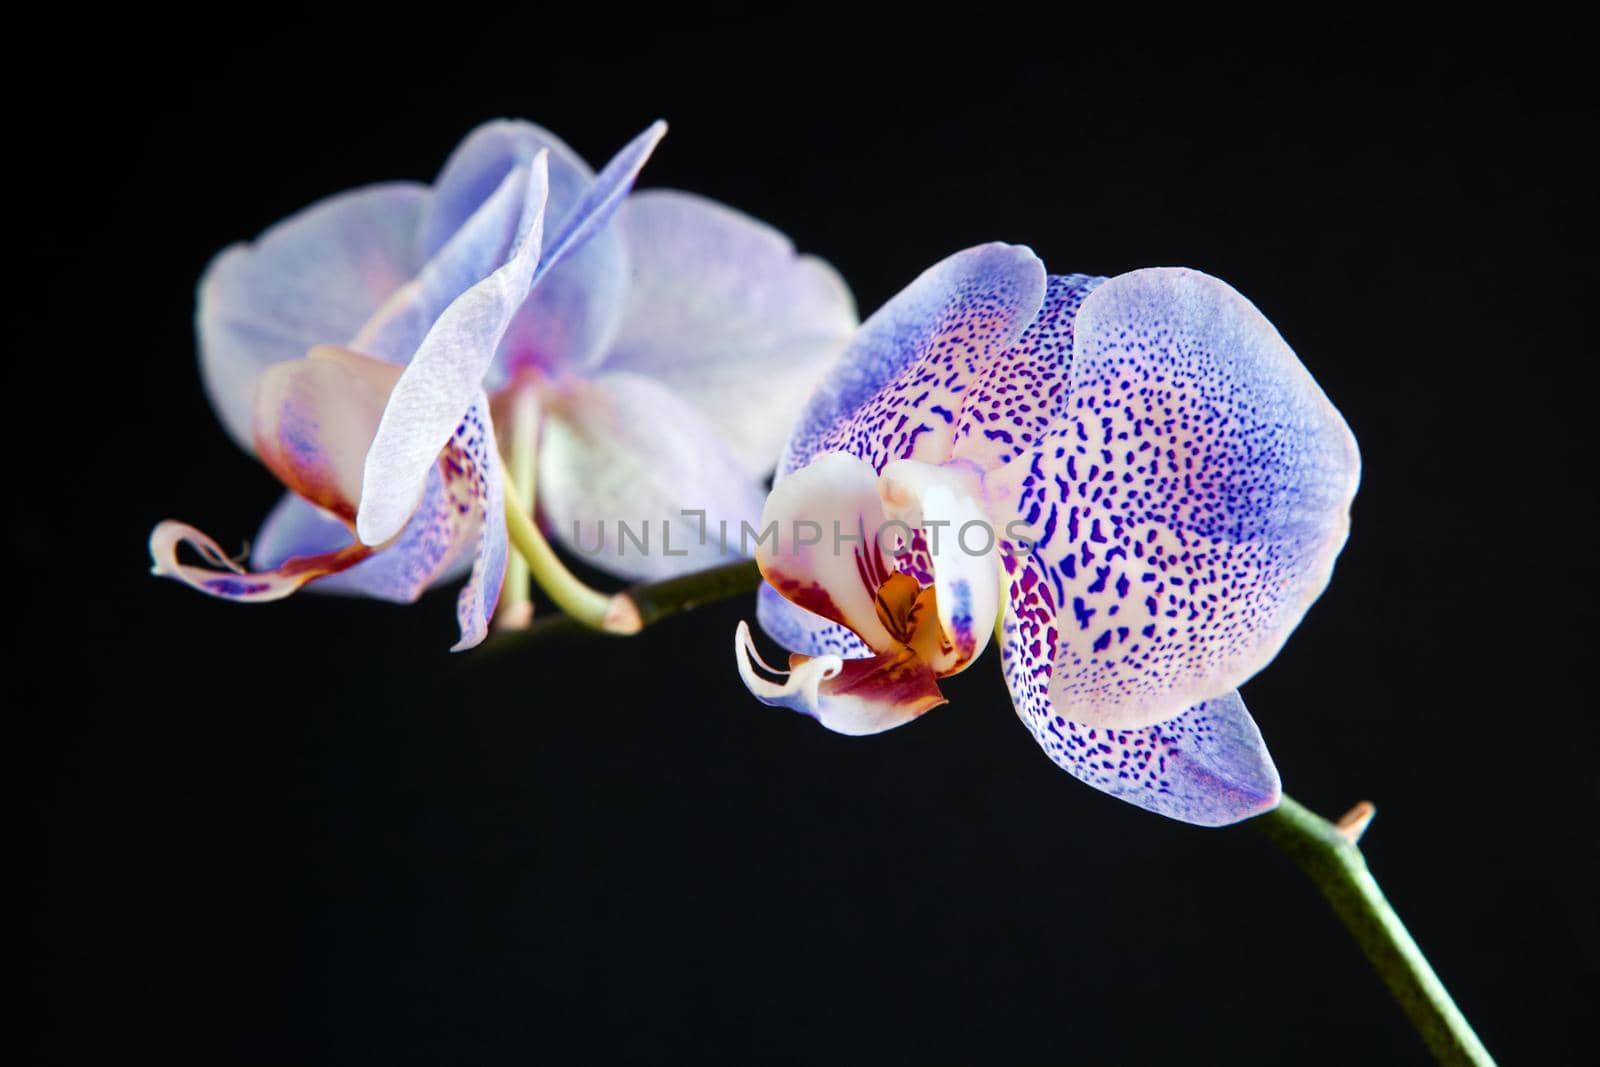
[
  {"xmin": 197, "ymin": 183, "xmax": 427, "ymax": 448},
  {"xmin": 599, "ymin": 190, "xmax": 857, "ymax": 476},
  {"xmin": 447, "ymin": 396, "xmax": 507, "ymax": 651},
  {"xmin": 357, "ymin": 153, "xmax": 548, "ymax": 546},
  {"xmin": 1004, "ymin": 604, "xmax": 1281, "ymax": 826},
  {"xmin": 782, "ymin": 243, "xmax": 1046, "ymax": 476},
  {"xmin": 989, "ymin": 268, "xmax": 1360, "ymax": 731},
  {"xmin": 950, "ymin": 273, "xmax": 1105, "ymax": 472}
]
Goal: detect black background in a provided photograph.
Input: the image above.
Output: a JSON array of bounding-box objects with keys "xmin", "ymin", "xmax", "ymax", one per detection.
[{"xmin": 28, "ymin": 8, "xmax": 1594, "ymax": 1064}]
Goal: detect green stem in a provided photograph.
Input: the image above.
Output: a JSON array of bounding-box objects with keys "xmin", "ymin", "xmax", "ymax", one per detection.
[
  {"xmin": 483, "ymin": 560, "xmax": 1495, "ymax": 1063},
  {"xmin": 498, "ymin": 471, "xmax": 644, "ymax": 636},
  {"xmin": 1252, "ymin": 796, "xmax": 1494, "ymax": 1065},
  {"xmin": 625, "ymin": 558, "xmax": 762, "ymax": 627}
]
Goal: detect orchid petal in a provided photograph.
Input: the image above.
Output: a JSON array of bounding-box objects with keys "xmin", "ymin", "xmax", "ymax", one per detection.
[
  {"xmin": 491, "ymin": 236, "xmax": 627, "ymax": 384},
  {"xmin": 1004, "ymin": 595, "xmax": 1281, "ymax": 826},
  {"xmin": 251, "ymin": 492, "xmax": 350, "ymax": 569},
  {"xmin": 599, "ymin": 190, "xmax": 857, "ymax": 476},
  {"xmin": 248, "ymin": 392, "xmax": 503, "ymax": 643},
  {"xmin": 251, "ymin": 472, "xmax": 476, "ymax": 603},
  {"xmin": 950, "ymin": 273, "xmax": 1105, "ymax": 472},
  {"xmin": 351, "ymin": 155, "xmax": 548, "ymax": 364},
  {"xmin": 879, "ymin": 460, "xmax": 1000, "ymax": 675},
  {"xmin": 198, "ymin": 183, "xmax": 427, "ymax": 448},
  {"xmin": 756, "ymin": 583, "xmax": 872, "ymax": 659},
  {"xmin": 493, "ymin": 122, "xmax": 668, "ymax": 377},
  {"xmin": 149, "ymin": 520, "xmax": 372, "ymax": 602},
  {"xmin": 356, "ymin": 153, "xmax": 550, "ymax": 546},
  {"xmin": 735, "ymin": 622, "xmax": 946, "ymax": 737},
  {"xmin": 990, "ymin": 268, "xmax": 1361, "ymax": 730},
  {"xmin": 536, "ymin": 372, "xmax": 766, "ymax": 581},
  {"xmin": 753, "ymin": 452, "xmax": 901, "ymax": 652},
  {"xmin": 422, "ymin": 120, "xmax": 643, "ymax": 379},
  {"xmin": 448, "ymin": 397, "xmax": 508, "ymax": 651},
  {"xmin": 419, "ymin": 120, "xmax": 595, "ymax": 262},
  {"xmin": 251, "ymin": 345, "xmax": 399, "ymax": 524},
  {"xmin": 533, "ymin": 120, "xmax": 665, "ymax": 289},
  {"xmin": 782, "ymin": 243, "xmax": 1046, "ymax": 476}
]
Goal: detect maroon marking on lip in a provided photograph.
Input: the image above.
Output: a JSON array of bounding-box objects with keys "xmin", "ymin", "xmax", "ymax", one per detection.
[{"xmin": 765, "ymin": 568, "xmax": 852, "ymax": 630}]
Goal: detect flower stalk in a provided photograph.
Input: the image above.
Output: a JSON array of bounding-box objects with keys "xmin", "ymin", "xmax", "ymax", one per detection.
[
  {"xmin": 488, "ymin": 558, "xmax": 1494, "ymax": 1064},
  {"xmin": 1252, "ymin": 796, "xmax": 1494, "ymax": 1065},
  {"xmin": 499, "ymin": 468, "xmax": 642, "ymax": 635},
  {"xmin": 496, "ymin": 380, "xmax": 543, "ymax": 630}
]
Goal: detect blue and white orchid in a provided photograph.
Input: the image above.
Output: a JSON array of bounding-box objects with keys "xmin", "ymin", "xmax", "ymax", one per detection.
[
  {"xmin": 736, "ymin": 244, "xmax": 1360, "ymax": 826},
  {"xmin": 151, "ymin": 120, "xmax": 857, "ymax": 648}
]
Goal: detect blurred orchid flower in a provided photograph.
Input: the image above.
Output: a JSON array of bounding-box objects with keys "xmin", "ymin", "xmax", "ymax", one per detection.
[
  {"xmin": 737, "ymin": 244, "xmax": 1360, "ymax": 825},
  {"xmin": 151, "ymin": 119, "xmax": 856, "ymax": 647}
]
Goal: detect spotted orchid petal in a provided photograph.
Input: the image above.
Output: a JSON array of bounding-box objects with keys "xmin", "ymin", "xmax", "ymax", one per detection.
[
  {"xmin": 599, "ymin": 190, "xmax": 857, "ymax": 477},
  {"xmin": 990, "ymin": 268, "xmax": 1361, "ymax": 731},
  {"xmin": 1004, "ymin": 603, "xmax": 1281, "ymax": 826},
  {"xmin": 356, "ymin": 153, "xmax": 549, "ymax": 546},
  {"xmin": 447, "ymin": 396, "xmax": 508, "ymax": 651},
  {"xmin": 950, "ymin": 273, "xmax": 1106, "ymax": 472},
  {"xmin": 782, "ymin": 243, "xmax": 1047, "ymax": 476},
  {"xmin": 535, "ymin": 372, "xmax": 766, "ymax": 581},
  {"xmin": 198, "ymin": 183, "xmax": 427, "ymax": 448}
]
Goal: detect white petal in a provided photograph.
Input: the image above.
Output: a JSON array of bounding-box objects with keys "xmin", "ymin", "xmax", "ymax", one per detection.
[
  {"xmin": 198, "ymin": 183, "xmax": 427, "ymax": 448},
  {"xmin": 601, "ymin": 190, "xmax": 858, "ymax": 476},
  {"xmin": 357, "ymin": 153, "xmax": 550, "ymax": 545},
  {"xmin": 538, "ymin": 373, "xmax": 767, "ymax": 581}
]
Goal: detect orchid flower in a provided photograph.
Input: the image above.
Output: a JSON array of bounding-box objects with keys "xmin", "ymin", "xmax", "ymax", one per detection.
[
  {"xmin": 151, "ymin": 120, "xmax": 856, "ymax": 648},
  {"xmin": 736, "ymin": 244, "xmax": 1360, "ymax": 826}
]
